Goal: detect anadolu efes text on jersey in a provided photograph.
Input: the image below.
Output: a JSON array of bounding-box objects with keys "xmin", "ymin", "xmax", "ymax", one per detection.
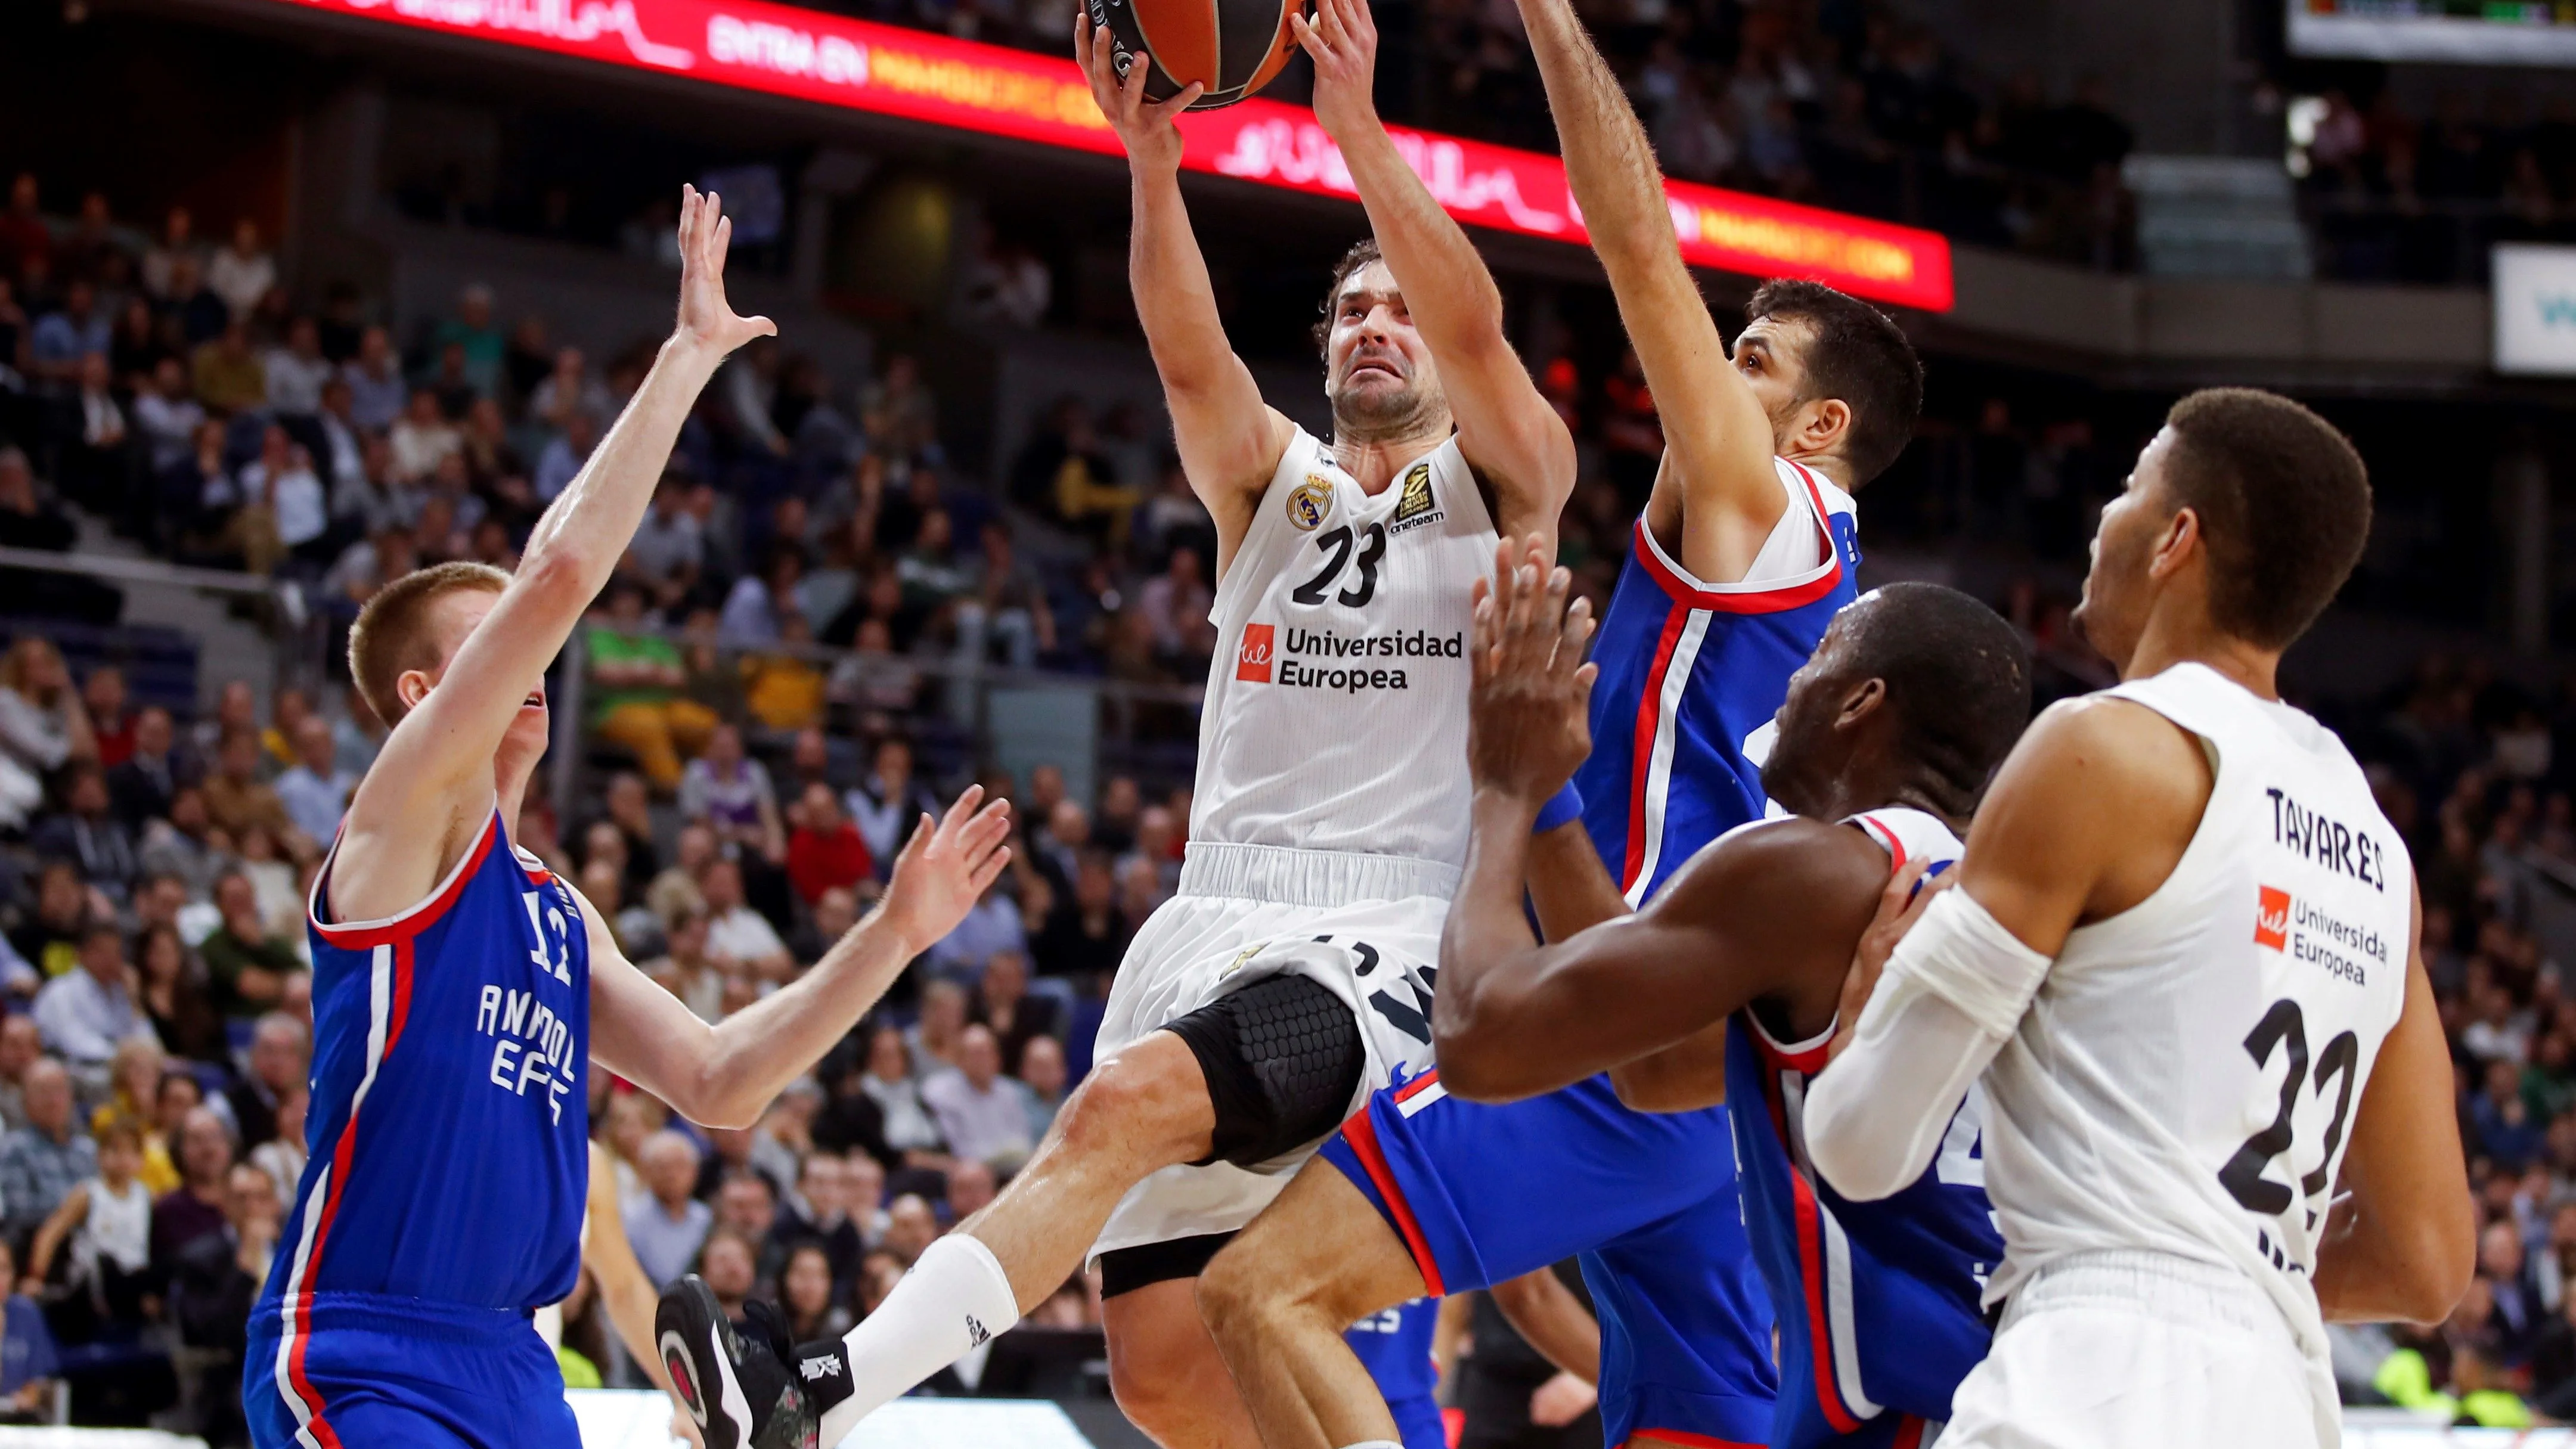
[
  {"xmin": 1198, "ymin": 430, "xmax": 1499, "ymax": 867},
  {"xmin": 264, "ymin": 810, "xmax": 591, "ymax": 1329}
]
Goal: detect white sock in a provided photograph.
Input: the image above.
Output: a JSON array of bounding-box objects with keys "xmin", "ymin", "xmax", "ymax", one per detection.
[
  {"xmin": 1339, "ymin": 1441, "xmax": 1405, "ymax": 1448},
  {"xmin": 816, "ymin": 1233, "xmax": 1022, "ymax": 1443}
]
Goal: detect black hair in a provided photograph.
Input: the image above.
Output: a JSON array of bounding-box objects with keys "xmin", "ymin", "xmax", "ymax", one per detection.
[
  {"xmin": 1842, "ymin": 582, "xmax": 2032, "ymax": 815},
  {"xmin": 1745, "ymin": 280, "xmax": 1923, "ymax": 486},
  {"xmin": 1313, "ymin": 237, "xmax": 1386, "ymax": 359},
  {"xmin": 2160, "ymin": 387, "xmax": 2370, "ymax": 650}
]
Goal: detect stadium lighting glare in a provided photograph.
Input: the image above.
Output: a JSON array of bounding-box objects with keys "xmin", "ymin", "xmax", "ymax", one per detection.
[{"xmin": 244, "ymin": 0, "xmax": 1955, "ymax": 311}]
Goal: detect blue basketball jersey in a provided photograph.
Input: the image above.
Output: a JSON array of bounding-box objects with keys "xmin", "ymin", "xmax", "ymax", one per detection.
[
  {"xmin": 1346, "ymin": 1298, "xmax": 1443, "ymax": 1449},
  {"xmin": 1724, "ymin": 809, "xmax": 1999, "ymax": 1448},
  {"xmin": 1575, "ymin": 460, "xmax": 1861, "ymax": 908},
  {"xmin": 259, "ymin": 808, "xmax": 591, "ymax": 1419}
]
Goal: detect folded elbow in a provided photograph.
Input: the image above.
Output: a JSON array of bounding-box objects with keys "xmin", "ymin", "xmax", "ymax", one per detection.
[
  {"xmin": 2398, "ymin": 1220, "xmax": 2478, "ymax": 1326},
  {"xmin": 516, "ymin": 546, "xmax": 600, "ymax": 601},
  {"xmin": 672, "ymin": 1073, "xmax": 762, "ymax": 1131},
  {"xmin": 1429, "ymin": 1007, "xmax": 1516, "ymax": 1103}
]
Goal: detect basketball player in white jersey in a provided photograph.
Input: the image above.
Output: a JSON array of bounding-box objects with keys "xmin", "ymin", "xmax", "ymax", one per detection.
[
  {"xmin": 1805, "ymin": 389, "xmax": 2475, "ymax": 1447},
  {"xmin": 655, "ymin": 7, "xmax": 1573, "ymax": 1447}
]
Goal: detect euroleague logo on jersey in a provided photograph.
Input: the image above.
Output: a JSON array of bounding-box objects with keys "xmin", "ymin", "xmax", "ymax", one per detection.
[
  {"xmin": 1388, "ymin": 463, "xmax": 1445, "ymax": 535},
  {"xmin": 1236, "ymin": 623, "xmax": 1276, "ymax": 682},
  {"xmin": 2255, "ymin": 886, "xmax": 2291, "ymax": 951}
]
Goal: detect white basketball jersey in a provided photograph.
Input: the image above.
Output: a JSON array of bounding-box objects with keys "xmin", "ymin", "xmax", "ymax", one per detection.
[
  {"xmin": 1193, "ymin": 427, "xmax": 1497, "ymax": 868},
  {"xmin": 1979, "ymin": 663, "xmax": 2413, "ymax": 1432}
]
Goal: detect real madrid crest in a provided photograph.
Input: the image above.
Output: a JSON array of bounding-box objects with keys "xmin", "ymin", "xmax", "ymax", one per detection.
[{"xmin": 1287, "ymin": 477, "xmax": 1332, "ymax": 532}]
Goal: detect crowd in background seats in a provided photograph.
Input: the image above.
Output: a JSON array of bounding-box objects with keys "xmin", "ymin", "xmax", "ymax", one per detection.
[
  {"xmin": 2293, "ymin": 84, "xmax": 2576, "ymax": 284},
  {"xmin": 3, "ymin": 108, "xmax": 2576, "ymax": 1434},
  {"xmin": 803, "ymin": 0, "xmax": 2138, "ymax": 271}
]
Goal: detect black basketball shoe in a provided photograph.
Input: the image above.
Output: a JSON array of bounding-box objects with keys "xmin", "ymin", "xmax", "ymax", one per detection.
[{"xmin": 655, "ymin": 1276, "xmax": 818, "ymax": 1449}]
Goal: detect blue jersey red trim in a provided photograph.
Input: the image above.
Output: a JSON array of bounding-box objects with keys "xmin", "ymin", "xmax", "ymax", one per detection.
[
  {"xmin": 263, "ymin": 806, "xmax": 591, "ymax": 1445},
  {"xmin": 304, "ymin": 811, "xmax": 503, "ymax": 950},
  {"xmin": 1579, "ymin": 462, "xmax": 1862, "ymax": 908}
]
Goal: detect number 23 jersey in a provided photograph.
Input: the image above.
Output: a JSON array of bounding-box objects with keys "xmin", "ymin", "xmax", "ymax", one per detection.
[
  {"xmin": 1979, "ymin": 663, "xmax": 2412, "ymax": 1354},
  {"xmin": 1196, "ymin": 427, "xmax": 1496, "ymax": 870}
]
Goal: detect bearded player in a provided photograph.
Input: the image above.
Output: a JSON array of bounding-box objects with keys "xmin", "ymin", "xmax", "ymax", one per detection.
[
  {"xmin": 655, "ymin": 6, "xmax": 1573, "ymax": 1447},
  {"xmin": 244, "ymin": 190, "xmax": 1012, "ymax": 1449},
  {"xmin": 1196, "ymin": 0, "xmax": 1923, "ymax": 1439}
]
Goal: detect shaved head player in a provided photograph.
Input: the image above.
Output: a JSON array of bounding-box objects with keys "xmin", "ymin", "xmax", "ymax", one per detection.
[
  {"xmin": 656, "ymin": 4, "xmax": 1573, "ymax": 1447},
  {"xmin": 244, "ymin": 191, "xmax": 1010, "ymax": 1449}
]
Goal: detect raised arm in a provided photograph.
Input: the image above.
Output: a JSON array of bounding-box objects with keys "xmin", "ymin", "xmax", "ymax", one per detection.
[
  {"xmin": 334, "ymin": 191, "xmax": 771, "ymax": 918},
  {"xmin": 590, "ymin": 787, "xmax": 1010, "ymax": 1128},
  {"xmin": 1510, "ymin": 0, "xmax": 1783, "ymax": 577},
  {"xmin": 1431, "ymin": 540, "xmax": 1881, "ymax": 1102},
  {"xmin": 1296, "ymin": 0, "xmax": 1573, "ymax": 541},
  {"xmin": 2314, "ymin": 886, "xmax": 2473, "ymax": 1324},
  {"xmin": 1077, "ymin": 13, "xmax": 1291, "ymax": 576}
]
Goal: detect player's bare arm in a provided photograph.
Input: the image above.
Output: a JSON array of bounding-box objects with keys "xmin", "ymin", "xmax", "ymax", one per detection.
[
  {"xmin": 1078, "ymin": 10, "xmax": 1288, "ymax": 575},
  {"xmin": 1508, "ymin": 0, "xmax": 1782, "ymax": 575},
  {"xmin": 1433, "ymin": 539, "xmax": 1882, "ymax": 1102},
  {"xmin": 1293, "ymin": 0, "xmax": 1573, "ymax": 542},
  {"xmin": 2312, "ymin": 885, "xmax": 2473, "ymax": 1324},
  {"xmin": 589, "ymin": 787, "xmax": 1009, "ymax": 1128},
  {"xmin": 1805, "ymin": 696, "xmax": 2209, "ymax": 1199},
  {"xmin": 1488, "ymin": 1269, "xmax": 1601, "ymax": 1386},
  {"xmin": 1949, "ymin": 694, "xmax": 2209, "ymax": 955},
  {"xmin": 331, "ymin": 188, "xmax": 771, "ymax": 923}
]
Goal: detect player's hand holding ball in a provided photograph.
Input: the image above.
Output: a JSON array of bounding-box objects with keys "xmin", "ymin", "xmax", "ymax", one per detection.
[
  {"xmin": 668, "ymin": 185, "xmax": 777, "ymax": 363},
  {"xmin": 1467, "ymin": 533, "xmax": 1597, "ymax": 809},
  {"xmin": 873, "ymin": 785, "xmax": 1015, "ymax": 956},
  {"xmin": 1078, "ymin": 7, "xmax": 1204, "ymax": 172},
  {"xmin": 1291, "ymin": 0, "xmax": 1380, "ymax": 140}
]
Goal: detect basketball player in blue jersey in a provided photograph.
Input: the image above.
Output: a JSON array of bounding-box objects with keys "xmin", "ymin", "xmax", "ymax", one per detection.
[
  {"xmin": 1202, "ymin": 564, "xmax": 2028, "ymax": 1449},
  {"xmin": 243, "ymin": 190, "xmax": 1013, "ymax": 1449}
]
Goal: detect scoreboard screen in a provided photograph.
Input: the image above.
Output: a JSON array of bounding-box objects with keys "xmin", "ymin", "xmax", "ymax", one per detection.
[{"xmin": 2289, "ymin": 0, "xmax": 2576, "ymax": 64}]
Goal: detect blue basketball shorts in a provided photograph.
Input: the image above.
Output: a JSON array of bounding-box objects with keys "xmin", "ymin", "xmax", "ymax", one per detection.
[
  {"xmin": 246, "ymin": 1290, "xmax": 579, "ymax": 1449},
  {"xmin": 1317, "ymin": 1069, "xmax": 1777, "ymax": 1448}
]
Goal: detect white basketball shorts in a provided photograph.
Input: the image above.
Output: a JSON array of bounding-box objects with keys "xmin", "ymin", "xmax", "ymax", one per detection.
[{"xmin": 1087, "ymin": 840, "xmax": 1455, "ymax": 1265}]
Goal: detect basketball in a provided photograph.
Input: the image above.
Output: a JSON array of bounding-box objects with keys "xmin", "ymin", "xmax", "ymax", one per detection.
[{"xmin": 1085, "ymin": 0, "xmax": 1306, "ymax": 110}]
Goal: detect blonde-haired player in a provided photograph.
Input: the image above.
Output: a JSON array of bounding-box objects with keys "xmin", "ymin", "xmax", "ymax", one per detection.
[{"xmin": 244, "ymin": 190, "xmax": 1010, "ymax": 1449}]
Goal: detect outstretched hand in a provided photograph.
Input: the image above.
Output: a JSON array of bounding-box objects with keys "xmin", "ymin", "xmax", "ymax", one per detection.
[
  {"xmin": 672, "ymin": 184, "xmax": 777, "ymax": 359},
  {"xmin": 876, "ymin": 785, "xmax": 1014, "ymax": 952},
  {"xmin": 1827, "ymin": 857, "xmax": 1949, "ymax": 1064},
  {"xmin": 1076, "ymin": 8, "xmax": 1204, "ymax": 172},
  {"xmin": 1467, "ymin": 533, "xmax": 1597, "ymax": 807},
  {"xmin": 1292, "ymin": 0, "xmax": 1381, "ymax": 140}
]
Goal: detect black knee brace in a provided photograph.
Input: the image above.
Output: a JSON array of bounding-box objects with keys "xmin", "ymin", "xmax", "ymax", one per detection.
[{"xmin": 1164, "ymin": 973, "xmax": 1365, "ymax": 1169}]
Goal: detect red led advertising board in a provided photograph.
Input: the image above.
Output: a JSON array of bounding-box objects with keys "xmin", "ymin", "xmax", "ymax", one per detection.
[{"xmin": 249, "ymin": 0, "xmax": 1953, "ymax": 309}]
